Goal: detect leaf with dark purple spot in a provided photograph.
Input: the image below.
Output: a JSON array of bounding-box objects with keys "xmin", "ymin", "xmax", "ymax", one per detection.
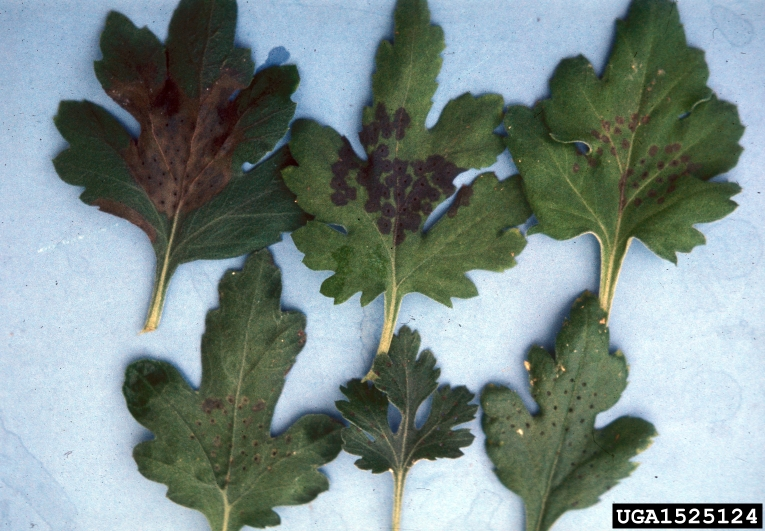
[
  {"xmin": 123, "ymin": 250, "xmax": 342, "ymax": 531},
  {"xmin": 283, "ymin": 0, "xmax": 530, "ymax": 357},
  {"xmin": 505, "ymin": 0, "xmax": 743, "ymax": 315},
  {"xmin": 53, "ymin": 0, "xmax": 305, "ymax": 332},
  {"xmin": 482, "ymin": 293, "xmax": 656, "ymax": 531}
]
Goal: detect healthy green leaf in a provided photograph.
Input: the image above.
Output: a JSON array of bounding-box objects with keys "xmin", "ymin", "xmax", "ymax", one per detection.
[
  {"xmin": 283, "ymin": 0, "xmax": 530, "ymax": 357},
  {"xmin": 482, "ymin": 293, "xmax": 656, "ymax": 531},
  {"xmin": 53, "ymin": 0, "xmax": 305, "ymax": 332},
  {"xmin": 123, "ymin": 250, "xmax": 342, "ymax": 531},
  {"xmin": 337, "ymin": 326, "xmax": 477, "ymax": 530},
  {"xmin": 504, "ymin": 0, "xmax": 743, "ymax": 314}
]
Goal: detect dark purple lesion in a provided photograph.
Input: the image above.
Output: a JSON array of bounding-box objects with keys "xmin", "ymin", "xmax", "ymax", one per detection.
[
  {"xmin": 586, "ymin": 113, "xmax": 703, "ymax": 211},
  {"xmin": 625, "ymin": 141, "xmax": 703, "ymax": 209},
  {"xmin": 331, "ymin": 102, "xmax": 466, "ymax": 245}
]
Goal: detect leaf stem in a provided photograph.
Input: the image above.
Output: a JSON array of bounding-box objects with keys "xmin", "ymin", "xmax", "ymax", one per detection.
[
  {"xmin": 391, "ymin": 467, "xmax": 407, "ymax": 531},
  {"xmin": 598, "ymin": 239, "xmax": 631, "ymax": 319},
  {"xmin": 364, "ymin": 286, "xmax": 403, "ymax": 381},
  {"xmin": 142, "ymin": 212, "xmax": 181, "ymax": 333}
]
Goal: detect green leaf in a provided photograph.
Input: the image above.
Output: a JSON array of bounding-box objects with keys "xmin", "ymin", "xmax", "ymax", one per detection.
[
  {"xmin": 53, "ymin": 0, "xmax": 305, "ymax": 332},
  {"xmin": 504, "ymin": 0, "xmax": 743, "ymax": 314},
  {"xmin": 481, "ymin": 293, "xmax": 656, "ymax": 531},
  {"xmin": 283, "ymin": 0, "xmax": 530, "ymax": 357},
  {"xmin": 123, "ymin": 250, "xmax": 342, "ymax": 531},
  {"xmin": 336, "ymin": 327, "xmax": 477, "ymax": 529}
]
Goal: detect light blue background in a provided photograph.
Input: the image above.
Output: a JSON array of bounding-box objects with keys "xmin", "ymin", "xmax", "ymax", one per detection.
[{"xmin": 0, "ymin": 0, "xmax": 763, "ymax": 530}]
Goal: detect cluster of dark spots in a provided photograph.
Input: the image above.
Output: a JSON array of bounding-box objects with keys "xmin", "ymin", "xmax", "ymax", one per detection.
[
  {"xmin": 629, "ymin": 142, "xmax": 700, "ymax": 208},
  {"xmin": 202, "ymin": 398, "xmax": 224, "ymax": 414},
  {"xmin": 359, "ymin": 103, "xmax": 411, "ymax": 147},
  {"xmin": 329, "ymin": 139, "xmax": 359, "ymax": 206},
  {"xmin": 237, "ymin": 396, "xmax": 249, "ymax": 410},
  {"xmin": 251, "ymin": 399, "xmax": 266, "ymax": 412},
  {"xmin": 330, "ymin": 103, "xmax": 465, "ymax": 244}
]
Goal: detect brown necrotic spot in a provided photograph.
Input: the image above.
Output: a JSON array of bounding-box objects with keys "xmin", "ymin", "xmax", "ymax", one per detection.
[
  {"xmin": 447, "ymin": 185, "xmax": 473, "ymax": 218},
  {"xmin": 621, "ymin": 139, "xmax": 630, "ymax": 149},
  {"xmin": 649, "ymin": 145, "xmax": 659, "ymax": 157},
  {"xmin": 615, "ymin": 116, "xmax": 624, "ymax": 125},
  {"xmin": 657, "ymin": 197, "xmax": 665, "ymax": 204},
  {"xmin": 202, "ymin": 398, "xmax": 224, "ymax": 414},
  {"xmin": 251, "ymin": 399, "xmax": 266, "ymax": 413},
  {"xmin": 657, "ymin": 161, "xmax": 665, "ymax": 170}
]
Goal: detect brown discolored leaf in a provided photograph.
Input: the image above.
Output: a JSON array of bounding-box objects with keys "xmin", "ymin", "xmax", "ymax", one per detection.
[{"xmin": 53, "ymin": 0, "xmax": 305, "ymax": 331}]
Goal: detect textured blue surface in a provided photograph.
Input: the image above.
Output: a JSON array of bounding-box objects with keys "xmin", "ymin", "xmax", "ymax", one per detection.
[{"xmin": 0, "ymin": 1, "xmax": 763, "ymax": 530}]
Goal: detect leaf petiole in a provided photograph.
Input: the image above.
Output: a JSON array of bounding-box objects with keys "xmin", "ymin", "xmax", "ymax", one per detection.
[
  {"xmin": 391, "ymin": 467, "xmax": 407, "ymax": 531},
  {"xmin": 597, "ymin": 238, "xmax": 632, "ymax": 319},
  {"xmin": 365, "ymin": 286, "xmax": 404, "ymax": 381},
  {"xmin": 142, "ymin": 211, "xmax": 181, "ymax": 332}
]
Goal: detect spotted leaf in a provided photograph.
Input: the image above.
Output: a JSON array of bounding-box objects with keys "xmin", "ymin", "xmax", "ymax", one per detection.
[
  {"xmin": 123, "ymin": 250, "xmax": 342, "ymax": 531},
  {"xmin": 505, "ymin": 0, "xmax": 743, "ymax": 313},
  {"xmin": 53, "ymin": 0, "xmax": 305, "ymax": 332},
  {"xmin": 283, "ymin": 0, "xmax": 530, "ymax": 350},
  {"xmin": 481, "ymin": 293, "xmax": 656, "ymax": 531}
]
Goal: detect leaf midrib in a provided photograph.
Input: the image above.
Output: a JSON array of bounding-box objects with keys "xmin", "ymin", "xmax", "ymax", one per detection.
[{"xmin": 534, "ymin": 328, "xmax": 592, "ymax": 531}]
